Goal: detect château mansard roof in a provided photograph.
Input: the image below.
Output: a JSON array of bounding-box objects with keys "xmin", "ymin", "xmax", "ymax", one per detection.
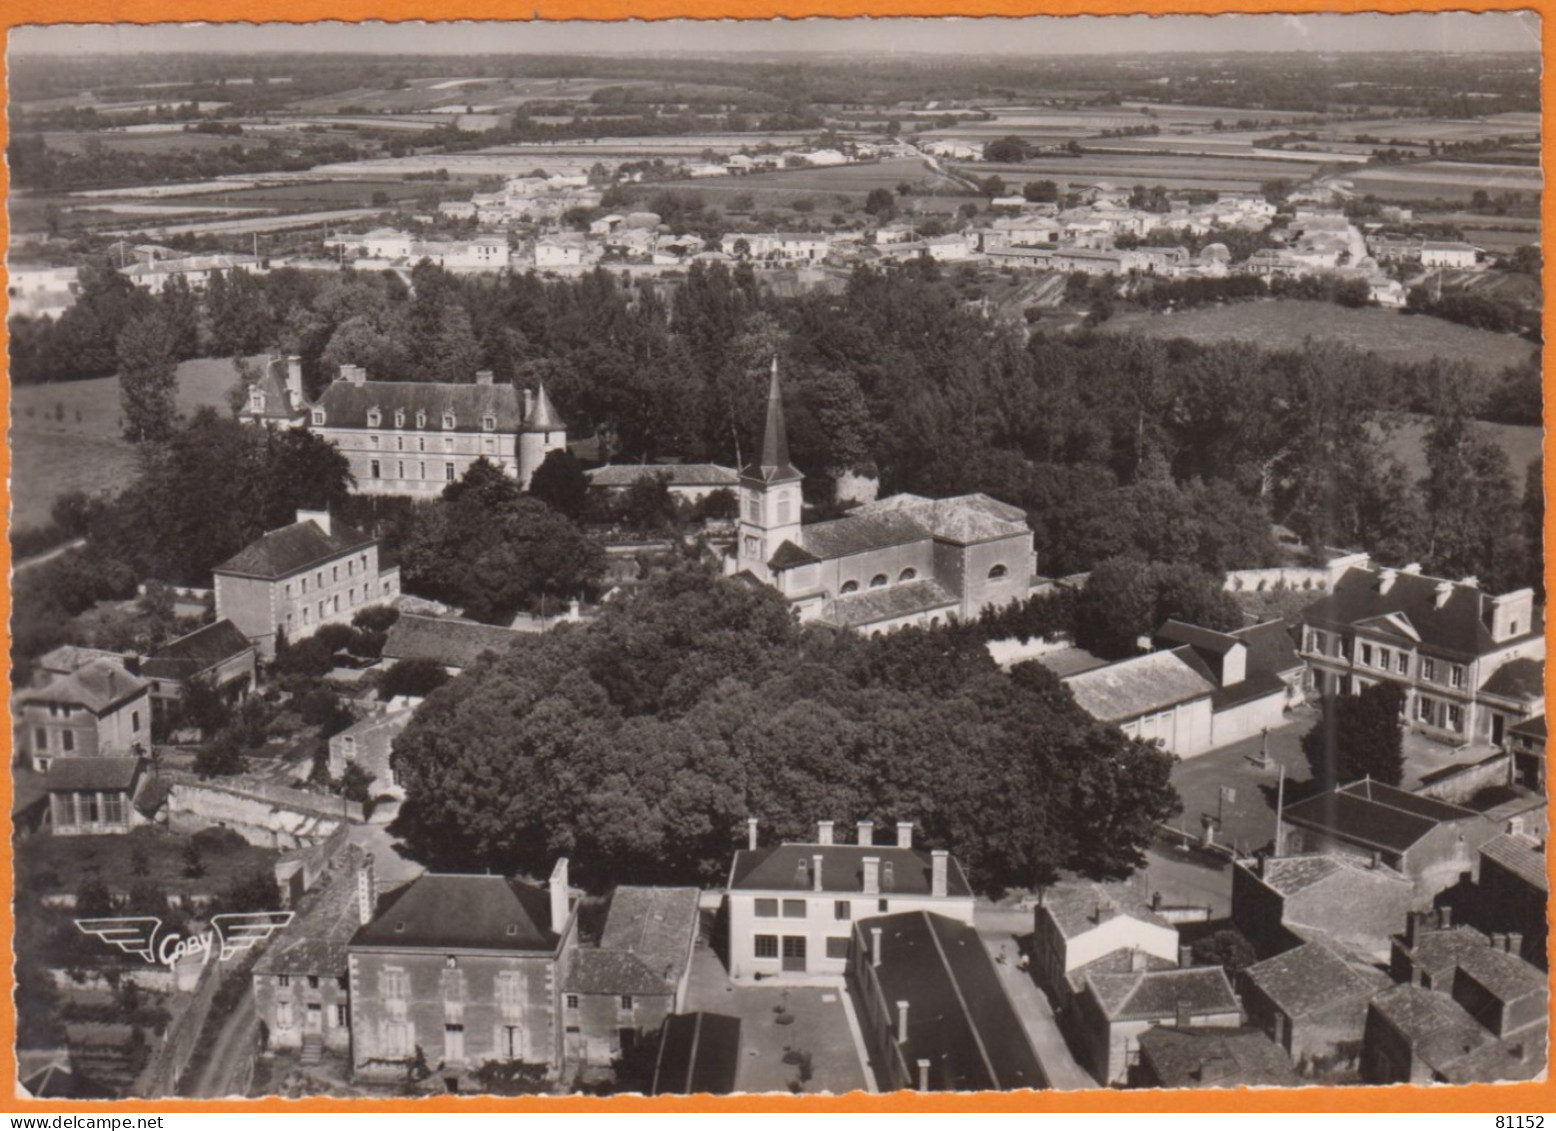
[{"xmin": 313, "ymin": 379, "xmax": 529, "ymax": 433}]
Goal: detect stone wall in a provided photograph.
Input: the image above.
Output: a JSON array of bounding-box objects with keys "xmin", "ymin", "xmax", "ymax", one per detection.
[
  {"xmin": 1415, "ymin": 753, "xmax": 1513, "ymax": 805},
  {"xmin": 165, "ymin": 773, "xmax": 359, "ymax": 850}
]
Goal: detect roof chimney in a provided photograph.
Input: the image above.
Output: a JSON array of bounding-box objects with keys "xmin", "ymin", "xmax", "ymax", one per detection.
[
  {"xmin": 916, "ymin": 1058, "xmax": 931, "ymax": 1092},
  {"xmin": 747, "ymin": 817, "xmax": 759, "ymax": 851},
  {"xmin": 812, "ymin": 854, "xmax": 824, "ymax": 893},
  {"xmin": 1438, "ymin": 906, "xmax": 1453, "ymax": 929},
  {"xmin": 863, "ymin": 856, "xmax": 881, "ymax": 896},
  {"xmin": 1378, "ymin": 568, "xmax": 1398, "ymax": 594},
  {"xmin": 1402, "ymin": 563, "xmax": 1422, "ymax": 574},
  {"xmin": 475, "ymin": 370, "xmax": 494, "ymax": 386},
  {"xmin": 931, "ymin": 850, "xmax": 948, "ymax": 899},
  {"xmin": 549, "ymin": 858, "xmax": 570, "ymax": 933},
  {"xmin": 356, "ymin": 854, "xmax": 376, "ymax": 926},
  {"xmin": 286, "ymin": 355, "xmax": 304, "ymax": 407},
  {"xmin": 1130, "ymin": 947, "xmax": 1148, "ymax": 973},
  {"xmin": 896, "ymin": 821, "xmax": 913, "ymax": 849},
  {"xmin": 1508, "ymin": 931, "xmax": 1524, "ymax": 957},
  {"xmin": 1175, "ymin": 1000, "xmax": 1193, "ymax": 1028},
  {"xmin": 1434, "ymin": 581, "xmax": 1454, "ymax": 609},
  {"xmin": 1178, "ymin": 944, "xmax": 1193, "ymax": 967},
  {"xmin": 297, "ymin": 508, "xmax": 331, "ymax": 537},
  {"xmin": 871, "ymin": 926, "xmax": 883, "ymax": 968},
  {"xmin": 817, "ymin": 820, "xmax": 834, "ymax": 846},
  {"xmin": 857, "ymin": 819, "xmax": 874, "ymax": 846},
  {"xmin": 896, "ymin": 1000, "xmax": 910, "ymax": 1044}
]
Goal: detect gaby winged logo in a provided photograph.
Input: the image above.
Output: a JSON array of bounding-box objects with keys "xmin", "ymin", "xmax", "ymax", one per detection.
[{"xmin": 75, "ymin": 911, "xmax": 295, "ymax": 969}]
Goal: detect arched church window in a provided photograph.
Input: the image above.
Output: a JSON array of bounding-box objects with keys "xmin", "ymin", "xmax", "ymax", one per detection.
[
  {"xmin": 898, "ymin": 568, "xmax": 917, "ymax": 583},
  {"xmin": 869, "ymin": 574, "xmax": 888, "ymax": 589},
  {"xmin": 777, "ymin": 499, "xmax": 791, "ymax": 524},
  {"xmin": 988, "ymin": 564, "xmax": 1009, "ymax": 580},
  {"xmin": 840, "ymin": 581, "xmax": 859, "ymax": 595}
]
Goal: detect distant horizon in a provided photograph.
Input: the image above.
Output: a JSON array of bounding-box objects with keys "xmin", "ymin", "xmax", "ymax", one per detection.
[{"xmin": 11, "ymin": 13, "xmax": 1542, "ymax": 58}]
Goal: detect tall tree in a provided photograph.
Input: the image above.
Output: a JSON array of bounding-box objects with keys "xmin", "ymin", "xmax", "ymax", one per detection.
[
  {"xmin": 117, "ymin": 312, "xmax": 180, "ymax": 443},
  {"xmin": 1302, "ymin": 682, "xmax": 1406, "ymax": 788}
]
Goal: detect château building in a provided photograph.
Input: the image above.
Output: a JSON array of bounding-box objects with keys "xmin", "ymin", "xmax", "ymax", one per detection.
[{"xmin": 727, "ymin": 363, "xmax": 1037, "ymax": 633}]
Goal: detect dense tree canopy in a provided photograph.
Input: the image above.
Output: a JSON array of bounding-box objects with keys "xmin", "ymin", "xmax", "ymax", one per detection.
[
  {"xmin": 389, "ymin": 567, "xmax": 1182, "ymax": 893},
  {"xmin": 1302, "ymin": 682, "xmax": 1406, "ymax": 789}
]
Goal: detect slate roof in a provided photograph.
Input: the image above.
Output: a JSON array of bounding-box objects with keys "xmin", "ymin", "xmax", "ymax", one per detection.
[
  {"xmin": 855, "ymin": 493, "xmax": 1030, "ymax": 546},
  {"xmin": 1300, "ymin": 567, "xmax": 1542, "ymax": 660},
  {"xmin": 821, "ymin": 579, "xmax": 959, "ymax": 629},
  {"xmin": 381, "ymin": 614, "xmax": 521, "ymax": 670},
  {"xmin": 1210, "ymin": 669, "xmax": 1289, "ymax": 712},
  {"xmin": 18, "ymin": 659, "xmax": 148, "ymax": 715},
  {"xmin": 1478, "ymin": 834, "xmax": 1548, "ymax": 892},
  {"xmin": 1233, "ymin": 620, "xmax": 1303, "ymax": 677},
  {"xmin": 1282, "ymin": 780, "xmax": 1482, "ymax": 854},
  {"xmin": 1038, "ymin": 876, "xmax": 1175, "ymax": 941},
  {"xmin": 1402, "ymin": 925, "xmax": 1496, "ymax": 982},
  {"xmin": 740, "ymin": 364, "xmax": 802, "ymax": 485},
  {"xmin": 1062, "ymin": 647, "xmax": 1216, "ymax": 723},
  {"xmin": 352, "ymin": 874, "xmax": 560, "ymax": 951},
  {"xmin": 45, "ymin": 757, "xmax": 143, "ymax": 793},
  {"xmin": 651, "ymin": 1013, "xmax": 741, "ymax": 1095},
  {"xmin": 141, "ymin": 619, "xmax": 253, "ymax": 683},
  {"xmin": 1157, "ymin": 620, "xmax": 1241, "ymax": 656},
  {"xmin": 1085, "ymin": 966, "xmax": 1239, "ymax": 1021},
  {"xmin": 255, "ymin": 845, "xmax": 368, "ymax": 977},
  {"xmin": 214, "ymin": 517, "xmax": 374, "ymax": 581},
  {"xmin": 1480, "ymin": 658, "xmax": 1544, "ymax": 701},
  {"xmin": 800, "ymin": 511, "xmax": 930, "ymax": 561},
  {"xmin": 862, "ymin": 910, "xmax": 1047, "ymax": 1091},
  {"xmin": 1136, "ymin": 1025, "xmax": 1302, "ymax": 1088},
  {"xmin": 1243, "ymin": 940, "xmax": 1389, "ymax": 1018},
  {"xmin": 1508, "ymin": 714, "xmax": 1546, "ymax": 741},
  {"xmin": 523, "ymin": 384, "xmax": 566, "ymax": 433},
  {"xmin": 729, "ymin": 844, "xmax": 972, "ymax": 898},
  {"xmin": 35, "ymin": 645, "xmax": 125, "ymax": 675},
  {"xmin": 768, "ymin": 540, "xmax": 822, "ymax": 570},
  {"xmin": 314, "ymin": 379, "xmax": 527, "ymax": 432},
  {"xmin": 587, "ymin": 464, "xmax": 738, "ymax": 489},
  {"xmin": 240, "ymin": 357, "xmax": 304, "ymax": 421}
]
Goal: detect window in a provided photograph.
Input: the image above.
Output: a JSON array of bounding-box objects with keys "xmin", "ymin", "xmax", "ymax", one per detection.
[
  {"xmin": 416, "ymin": 412, "xmax": 427, "ymax": 429},
  {"xmin": 445, "ymin": 462, "xmax": 456, "ymax": 483},
  {"xmin": 497, "ymin": 972, "xmax": 525, "ymax": 1018},
  {"xmin": 307, "ymin": 975, "xmax": 320, "ymax": 990},
  {"xmin": 395, "ymin": 410, "xmax": 406, "ymax": 428},
  {"xmin": 777, "ymin": 499, "xmax": 792, "ymax": 525},
  {"xmin": 754, "ymin": 935, "xmax": 779, "ymax": 959},
  {"xmin": 397, "ymin": 437, "xmax": 404, "ymax": 451},
  {"xmin": 834, "ymin": 900, "xmax": 851, "ymax": 921},
  {"xmin": 312, "ymin": 410, "xmax": 326, "ymax": 426},
  {"xmin": 371, "ymin": 459, "xmax": 381, "ymax": 479},
  {"xmin": 398, "ymin": 461, "xmax": 405, "ymax": 479},
  {"xmin": 1422, "ymin": 658, "xmax": 1436, "ymax": 682},
  {"xmin": 869, "ymin": 574, "xmax": 888, "ymax": 589},
  {"xmin": 754, "ymin": 898, "xmax": 779, "ymax": 918},
  {"xmin": 482, "ymin": 415, "xmax": 496, "ymax": 431},
  {"xmin": 33, "ymin": 729, "xmax": 46, "ymax": 752},
  {"xmin": 368, "ymin": 410, "xmax": 381, "ymax": 427},
  {"xmin": 826, "ymin": 937, "xmax": 850, "ymax": 960},
  {"xmin": 1447, "ymin": 704, "xmax": 1464, "ymax": 733},
  {"xmin": 301, "ymin": 576, "xmax": 309, "ymax": 594},
  {"xmin": 317, "ymin": 571, "xmax": 324, "ymax": 587},
  {"xmin": 444, "ymin": 1024, "xmax": 465, "ymax": 1063},
  {"xmin": 840, "ymin": 581, "xmax": 859, "ymax": 595},
  {"xmin": 131, "ymin": 710, "xmax": 140, "ymax": 733},
  {"xmin": 746, "ymin": 496, "xmax": 760, "ymax": 523},
  {"xmin": 1397, "ymin": 652, "xmax": 1409, "ymax": 675},
  {"xmin": 443, "ymin": 413, "xmax": 456, "ymax": 430},
  {"xmin": 484, "ymin": 437, "xmax": 496, "ymax": 455},
  {"xmin": 62, "ymin": 731, "xmax": 75, "ymax": 753},
  {"xmin": 1450, "ymin": 664, "xmax": 1465, "ymax": 690},
  {"xmin": 878, "ymin": 899, "xmax": 889, "ymax": 913},
  {"xmin": 988, "ymin": 563, "xmax": 1009, "ymax": 580},
  {"xmin": 1377, "ymin": 648, "xmax": 1391, "ymax": 670},
  {"xmin": 619, "ymin": 995, "xmax": 634, "ymax": 1012},
  {"xmin": 103, "ymin": 794, "xmax": 124, "ymax": 825},
  {"xmin": 276, "ymin": 1001, "xmax": 294, "ymax": 1029},
  {"xmin": 336, "ymin": 1004, "xmax": 348, "ymax": 1028},
  {"xmin": 566, "ymin": 994, "xmax": 580, "ymax": 1010},
  {"xmin": 781, "ymin": 899, "xmax": 807, "ymax": 919},
  {"xmin": 419, "ymin": 462, "xmax": 426, "ymax": 480},
  {"xmin": 333, "ymin": 566, "xmax": 340, "ymax": 583},
  {"xmin": 899, "ymin": 568, "xmax": 917, "ymax": 583},
  {"xmin": 303, "ymin": 607, "xmax": 311, "ymax": 625},
  {"xmin": 1360, "ymin": 643, "xmax": 1373, "ymax": 667},
  {"xmin": 1417, "ymin": 697, "xmax": 1433, "ymax": 722},
  {"xmin": 278, "ymin": 975, "xmax": 291, "ymax": 988}
]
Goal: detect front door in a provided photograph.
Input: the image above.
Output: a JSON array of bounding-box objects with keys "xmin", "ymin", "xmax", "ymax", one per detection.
[
  {"xmin": 1492, "ymin": 714, "xmax": 1506, "ymax": 746},
  {"xmin": 782, "ymin": 936, "xmax": 807, "ymax": 973},
  {"xmin": 305, "ymin": 1003, "xmax": 322, "ymax": 1034}
]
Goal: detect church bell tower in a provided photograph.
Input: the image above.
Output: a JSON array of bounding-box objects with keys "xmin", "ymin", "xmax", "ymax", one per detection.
[{"xmin": 736, "ymin": 359, "xmax": 804, "ymax": 583}]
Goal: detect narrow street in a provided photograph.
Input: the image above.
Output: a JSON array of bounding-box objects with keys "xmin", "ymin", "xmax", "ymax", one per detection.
[{"xmin": 188, "ymin": 984, "xmax": 257, "ymax": 1098}]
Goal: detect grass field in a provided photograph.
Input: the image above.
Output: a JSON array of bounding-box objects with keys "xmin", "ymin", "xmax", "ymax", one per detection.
[
  {"xmin": 1103, "ymin": 299, "xmax": 1540, "ymax": 377},
  {"xmin": 968, "ymin": 151, "xmax": 1319, "ymax": 192},
  {"xmin": 12, "ymin": 357, "xmax": 252, "ymax": 529},
  {"xmin": 1381, "ymin": 414, "xmax": 1543, "ymax": 483},
  {"xmin": 1346, "ymin": 161, "xmax": 1542, "ymax": 203}
]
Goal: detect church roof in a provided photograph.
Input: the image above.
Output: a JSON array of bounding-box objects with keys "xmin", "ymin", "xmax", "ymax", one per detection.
[
  {"xmin": 768, "ymin": 540, "xmax": 822, "ymax": 570},
  {"xmin": 801, "ymin": 512, "xmax": 929, "ymax": 561},
  {"xmin": 855, "ymin": 493, "xmax": 1029, "ymax": 545},
  {"xmin": 740, "ymin": 361, "xmax": 802, "ymax": 484},
  {"xmin": 822, "ymin": 579, "xmax": 958, "ymax": 629}
]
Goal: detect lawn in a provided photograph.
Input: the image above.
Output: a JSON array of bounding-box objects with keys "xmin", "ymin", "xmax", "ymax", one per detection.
[
  {"xmin": 1379, "ymin": 413, "xmax": 1543, "ymax": 483},
  {"xmin": 1103, "ymin": 299, "xmax": 1540, "ymax": 378},
  {"xmin": 11, "ymin": 356, "xmax": 253, "ymax": 530}
]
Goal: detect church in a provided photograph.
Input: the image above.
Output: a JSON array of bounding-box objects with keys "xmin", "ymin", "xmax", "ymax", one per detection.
[{"xmin": 728, "ymin": 364, "xmax": 1038, "ymax": 633}]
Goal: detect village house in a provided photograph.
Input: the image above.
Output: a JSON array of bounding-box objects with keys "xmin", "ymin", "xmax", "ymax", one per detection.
[
  {"xmin": 213, "ymin": 509, "xmax": 399, "ymax": 660},
  {"xmin": 724, "ymin": 818, "xmax": 975, "ymax": 981},
  {"xmin": 1070, "ymin": 965, "xmax": 1243, "ymax": 1085},
  {"xmin": 586, "ymin": 463, "xmax": 739, "ymax": 505},
  {"xmin": 119, "ymin": 253, "xmax": 262, "ymax": 294},
  {"xmin": 141, "ymin": 618, "xmax": 257, "ymax": 733},
  {"xmin": 347, "ymin": 863, "xmax": 578, "ymax": 1087},
  {"xmin": 1474, "ymin": 833, "xmax": 1547, "ymax": 969},
  {"xmin": 730, "ymin": 366, "xmax": 1036, "ymax": 634},
  {"xmin": 1296, "ymin": 561, "xmax": 1545, "ymax": 748},
  {"xmin": 238, "ymin": 355, "xmax": 310, "ymax": 430},
  {"xmin": 1131, "ymin": 1025, "xmax": 1300, "ymax": 1089},
  {"xmin": 1504, "ymin": 714, "xmax": 1545, "ymax": 791},
  {"xmin": 721, "ymin": 233, "xmax": 830, "ymax": 263},
  {"xmin": 1231, "ymin": 852, "xmax": 1416, "ymax": 962},
  {"xmin": 45, "ymin": 757, "xmax": 156, "ymax": 837},
  {"xmin": 1061, "ymin": 648, "xmax": 1216, "ymax": 758},
  {"xmin": 1030, "ymin": 877, "xmax": 1182, "ymax": 1012},
  {"xmin": 380, "ymin": 615, "xmax": 522, "ymax": 675},
  {"xmin": 847, "ymin": 910, "xmax": 1046, "ymax": 1091},
  {"xmin": 7, "ymin": 264, "xmax": 80, "ymax": 320},
  {"xmin": 299, "ymin": 365, "xmax": 566, "ymax": 495},
  {"xmin": 15, "ymin": 658, "xmax": 150, "ymax": 773},
  {"xmin": 562, "ymin": 886, "xmax": 700, "ymax": 1068},
  {"xmin": 1239, "ymin": 939, "xmax": 1391, "ymax": 1078},
  {"xmin": 1387, "ymin": 908, "xmax": 1548, "ymax": 1042},
  {"xmin": 1420, "ymin": 241, "xmax": 1479, "ymax": 269},
  {"xmin": 328, "ymin": 704, "xmax": 414, "ymax": 800},
  {"xmin": 1362, "ymin": 982, "xmax": 1544, "ymax": 1085}
]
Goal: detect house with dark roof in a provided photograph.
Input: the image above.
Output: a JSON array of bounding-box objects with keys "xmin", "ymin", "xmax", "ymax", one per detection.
[
  {"xmin": 1297, "ymin": 561, "xmax": 1544, "ymax": 748},
  {"xmin": 45, "ymin": 757, "xmax": 156, "ymax": 836},
  {"xmin": 1071, "ymin": 965, "xmax": 1243, "ymax": 1085},
  {"xmin": 237, "ymin": 354, "xmax": 309, "ymax": 429},
  {"xmin": 15, "ymin": 659, "xmax": 150, "ymax": 773},
  {"xmin": 346, "ymin": 861, "xmax": 578, "ymax": 1086},
  {"xmin": 562, "ymin": 886, "xmax": 700, "ymax": 1068},
  {"xmin": 141, "ymin": 619, "xmax": 257, "ymax": 732},
  {"xmin": 1131, "ymin": 1025, "xmax": 1301, "ymax": 1089},
  {"xmin": 847, "ymin": 909, "xmax": 1047, "ymax": 1091},
  {"xmin": 1362, "ymin": 983, "xmax": 1544, "ymax": 1085},
  {"xmin": 213, "ymin": 510, "xmax": 399, "ymax": 659},
  {"xmin": 728, "ymin": 364, "xmax": 1036, "ymax": 633},
  {"xmin": 725, "ymin": 818, "xmax": 974, "ymax": 981},
  {"xmin": 1278, "ymin": 779, "xmax": 1499, "ymax": 898},
  {"xmin": 1031, "ymin": 876, "xmax": 1182, "ymax": 1010},
  {"xmin": 298, "ymin": 364, "xmax": 566, "ymax": 497},
  {"xmin": 1155, "ymin": 618, "xmax": 1306, "ymax": 748},
  {"xmin": 380, "ymin": 614, "xmax": 521, "ymax": 674},
  {"xmin": 1239, "ymin": 939, "xmax": 1391, "ymax": 1078},
  {"xmin": 1389, "ymin": 911, "xmax": 1548, "ymax": 1042},
  {"xmin": 1475, "ymin": 833, "xmax": 1547, "ymax": 970},
  {"xmin": 586, "ymin": 463, "xmax": 739, "ymax": 503},
  {"xmin": 1231, "ymin": 851, "xmax": 1415, "ymax": 962}
]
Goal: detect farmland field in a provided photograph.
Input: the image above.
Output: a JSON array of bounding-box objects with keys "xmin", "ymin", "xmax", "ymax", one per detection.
[
  {"xmin": 1102, "ymin": 299, "xmax": 1540, "ymax": 377},
  {"xmin": 1381, "ymin": 414, "xmax": 1542, "ymax": 483},
  {"xmin": 965, "ymin": 151, "xmax": 1320, "ymax": 192},
  {"xmin": 1345, "ymin": 160, "xmax": 1542, "ymax": 202},
  {"xmin": 11, "ymin": 357, "xmax": 254, "ymax": 529}
]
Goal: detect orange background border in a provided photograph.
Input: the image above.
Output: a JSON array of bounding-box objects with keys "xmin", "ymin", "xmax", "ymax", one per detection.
[{"xmin": 0, "ymin": 0, "xmax": 1550, "ymax": 1113}]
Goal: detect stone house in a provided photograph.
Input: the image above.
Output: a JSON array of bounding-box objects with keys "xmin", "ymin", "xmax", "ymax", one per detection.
[
  {"xmin": 46, "ymin": 757, "xmax": 156, "ymax": 836},
  {"xmin": 15, "ymin": 659, "xmax": 150, "ymax": 773},
  {"xmin": 1061, "ymin": 648, "xmax": 1216, "ymax": 758},
  {"xmin": 141, "ymin": 618, "xmax": 257, "ymax": 733},
  {"xmin": 1131, "ymin": 1025, "xmax": 1301, "ymax": 1089},
  {"xmin": 380, "ymin": 615, "xmax": 522, "ymax": 676},
  {"xmin": 1474, "ymin": 833, "xmax": 1547, "ymax": 969},
  {"xmin": 1239, "ymin": 939, "xmax": 1391, "ymax": 1077},
  {"xmin": 1231, "ymin": 852, "xmax": 1416, "ymax": 962},
  {"xmin": 328, "ymin": 705, "xmax": 414, "ymax": 800},
  {"xmin": 1030, "ymin": 877, "xmax": 1182, "ymax": 1012},
  {"xmin": 1362, "ymin": 983, "xmax": 1543, "ymax": 1084},
  {"xmin": 1070, "ymin": 965, "xmax": 1243, "ymax": 1085}
]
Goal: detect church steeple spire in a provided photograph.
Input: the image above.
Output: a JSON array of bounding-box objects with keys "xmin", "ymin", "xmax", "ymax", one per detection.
[{"xmin": 745, "ymin": 357, "xmax": 801, "ymax": 484}]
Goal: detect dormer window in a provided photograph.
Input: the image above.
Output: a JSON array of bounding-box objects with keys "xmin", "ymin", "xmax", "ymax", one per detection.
[
  {"xmin": 482, "ymin": 415, "xmax": 496, "ymax": 432},
  {"xmin": 312, "ymin": 409, "xmax": 326, "ymax": 426},
  {"xmin": 416, "ymin": 411, "xmax": 427, "ymax": 429},
  {"xmin": 367, "ymin": 409, "xmax": 381, "ymax": 427},
  {"xmin": 250, "ymin": 387, "xmax": 266, "ymax": 412},
  {"xmin": 988, "ymin": 564, "xmax": 1009, "ymax": 580},
  {"xmin": 443, "ymin": 412, "xmax": 456, "ymax": 430},
  {"xmin": 394, "ymin": 409, "xmax": 406, "ymax": 428}
]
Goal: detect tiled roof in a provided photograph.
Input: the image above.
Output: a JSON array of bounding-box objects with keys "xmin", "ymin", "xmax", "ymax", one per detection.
[
  {"xmin": 1038, "ymin": 876, "xmax": 1174, "ymax": 941},
  {"xmin": 1478, "ymin": 834, "xmax": 1548, "ymax": 892},
  {"xmin": 352, "ymin": 874, "xmax": 560, "ymax": 951},
  {"xmin": 314, "ymin": 380, "xmax": 527, "ymax": 432},
  {"xmin": 729, "ymin": 844, "xmax": 972, "ymax": 898},
  {"xmin": 1068, "ymin": 947, "xmax": 1177, "ymax": 992},
  {"xmin": 821, "ymin": 579, "xmax": 958, "ymax": 629},
  {"xmin": 1402, "ymin": 925, "xmax": 1495, "ymax": 983},
  {"xmin": 1086, "ymin": 966, "xmax": 1239, "ymax": 1021},
  {"xmin": 1243, "ymin": 940, "xmax": 1389, "ymax": 1017},
  {"xmin": 1209, "ymin": 669, "xmax": 1288, "ymax": 711},
  {"xmin": 1062, "ymin": 647, "xmax": 1216, "ymax": 723},
  {"xmin": 18, "ymin": 659, "xmax": 148, "ymax": 715},
  {"xmin": 564, "ymin": 949, "xmax": 667, "ymax": 995},
  {"xmin": 1136, "ymin": 1025, "xmax": 1302, "ymax": 1088},
  {"xmin": 1455, "ymin": 942, "xmax": 1547, "ymax": 1006},
  {"xmin": 862, "ymin": 910, "xmax": 1047, "ymax": 1091},
  {"xmin": 800, "ymin": 511, "xmax": 929, "ymax": 561},
  {"xmin": 587, "ymin": 464, "xmax": 738, "ymax": 489},
  {"xmin": 141, "ymin": 619, "xmax": 253, "ymax": 682},
  {"xmin": 381, "ymin": 614, "xmax": 521, "ymax": 670},
  {"xmin": 1480, "ymin": 658, "xmax": 1544, "ymax": 701},
  {"xmin": 255, "ymin": 845, "xmax": 368, "ymax": 977},
  {"xmin": 598, "ymin": 886, "xmax": 700, "ymax": 980},
  {"xmin": 1255, "ymin": 852, "xmax": 1409, "ymax": 898},
  {"xmin": 1300, "ymin": 567, "xmax": 1542, "ymax": 660},
  {"xmin": 856, "ymin": 493, "xmax": 1029, "ymax": 545},
  {"xmin": 1232, "ymin": 620, "xmax": 1303, "ymax": 677},
  {"xmin": 1282, "ymin": 780, "xmax": 1482, "ymax": 854},
  {"xmin": 214, "ymin": 517, "xmax": 374, "ymax": 581},
  {"xmin": 1372, "ymin": 984, "xmax": 1496, "ymax": 1074},
  {"xmin": 35, "ymin": 645, "xmax": 124, "ymax": 675},
  {"xmin": 45, "ymin": 757, "xmax": 142, "ymax": 793}
]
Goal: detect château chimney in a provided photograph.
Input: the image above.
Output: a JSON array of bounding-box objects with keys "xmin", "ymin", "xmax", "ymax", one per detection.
[
  {"xmin": 812, "ymin": 854, "xmax": 824, "ymax": 893},
  {"xmin": 863, "ymin": 856, "xmax": 881, "ymax": 896},
  {"xmin": 747, "ymin": 817, "xmax": 759, "ymax": 851},
  {"xmin": 931, "ymin": 850, "xmax": 948, "ymax": 898},
  {"xmin": 817, "ymin": 820, "xmax": 834, "ymax": 846},
  {"xmin": 356, "ymin": 854, "xmax": 377, "ymax": 926},
  {"xmin": 297, "ymin": 508, "xmax": 331, "ymax": 536},
  {"xmin": 917, "ymin": 1059, "xmax": 931, "ymax": 1092},
  {"xmin": 857, "ymin": 819, "xmax": 874, "ymax": 846},
  {"xmin": 548, "ymin": 858, "xmax": 570, "ymax": 932},
  {"xmin": 871, "ymin": 926, "xmax": 883, "ymax": 968},
  {"xmin": 896, "ymin": 1000, "xmax": 910, "ymax": 1043},
  {"xmin": 475, "ymin": 370, "xmax": 494, "ymax": 386},
  {"xmin": 896, "ymin": 821, "xmax": 914, "ymax": 849}
]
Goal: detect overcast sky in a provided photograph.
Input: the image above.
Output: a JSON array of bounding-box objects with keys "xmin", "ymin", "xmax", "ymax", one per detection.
[{"xmin": 10, "ymin": 12, "xmax": 1542, "ymax": 57}]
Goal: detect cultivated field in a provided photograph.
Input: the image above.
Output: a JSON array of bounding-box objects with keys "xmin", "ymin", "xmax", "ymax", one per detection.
[
  {"xmin": 967, "ymin": 152, "xmax": 1320, "ymax": 192},
  {"xmin": 11, "ymin": 357, "xmax": 253, "ymax": 529},
  {"xmin": 1346, "ymin": 160, "xmax": 1542, "ymax": 202},
  {"xmin": 1102, "ymin": 299, "xmax": 1540, "ymax": 377}
]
